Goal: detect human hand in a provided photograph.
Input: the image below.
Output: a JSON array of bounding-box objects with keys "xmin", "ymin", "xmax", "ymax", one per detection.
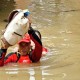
[
  {"xmin": 1, "ymin": 36, "xmax": 11, "ymax": 49},
  {"xmin": 1, "ymin": 29, "xmax": 6, "ymax": 35},
  {"xmin": 27, "ymin": 14, "xmax": 32, "ymax": 28}
]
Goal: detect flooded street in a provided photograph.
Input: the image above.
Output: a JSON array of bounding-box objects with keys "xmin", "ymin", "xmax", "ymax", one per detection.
[{"xmin": 0, "ymin": 0, "xmax": 80, "ymax": 80}]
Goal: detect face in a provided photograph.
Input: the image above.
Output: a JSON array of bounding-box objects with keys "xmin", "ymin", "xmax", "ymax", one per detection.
[{"xmin": 18, "ymin": 42, "xmax": 31, "ymax": 55}]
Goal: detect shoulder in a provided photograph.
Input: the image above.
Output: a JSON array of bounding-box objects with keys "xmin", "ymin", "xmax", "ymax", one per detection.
[{"xmin": 5, "ymin": 52, "xmax": 17, "ymax": 60}]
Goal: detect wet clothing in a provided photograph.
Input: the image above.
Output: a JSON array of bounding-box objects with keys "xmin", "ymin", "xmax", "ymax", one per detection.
[
  {"xmin": 0, "ymin": 27, "xmax": 42, "ymax": 66},
  {"xmin": 4, "ymin": 52, "xmax": 32, "ymax": 64}
]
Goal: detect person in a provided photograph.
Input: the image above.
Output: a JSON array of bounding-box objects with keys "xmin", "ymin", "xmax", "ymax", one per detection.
[
  {"xmin": 9, "ymin": 9, "xmax": 48, "ymax": 56},
  {"xmin": 13, "ymin": 30, "xmax": 48, "ymax": 57},
  {"xmin": 0, "ymin": 9, "xmax": 47, "ymax": 66},
  {"xmin": 0, "ymin": 26, "xmax": 42, "ymax": 66}
]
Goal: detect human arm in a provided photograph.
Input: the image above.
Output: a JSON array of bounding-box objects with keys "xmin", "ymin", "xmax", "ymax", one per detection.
[
  {"xmin": 0, "ymin": 38, "xmax": 10, "ymax": 66},
  {"xmin": 28, "ymin": 27, "xmax": 42, "ymax": 62},
  {"xmin": 0, "ymin": 49, "xmax": 7, "ymax": 66},
  {"xmin": 0, "ymin": 40, "xmax": 8, "ymax": 66}
]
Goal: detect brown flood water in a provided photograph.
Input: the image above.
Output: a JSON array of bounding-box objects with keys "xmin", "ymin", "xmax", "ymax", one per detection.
[{"xmin": 0, "ymin": 0, "xmax": 80, "ymax": 80}]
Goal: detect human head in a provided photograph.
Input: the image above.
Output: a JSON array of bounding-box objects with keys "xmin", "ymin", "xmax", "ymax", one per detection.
[{"xmin": 18, "ymin": 34, "xmax": 31, "ymax": 55}]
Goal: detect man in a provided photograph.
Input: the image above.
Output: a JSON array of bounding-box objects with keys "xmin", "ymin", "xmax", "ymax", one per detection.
[
  {"xmin": 0, "ymin": 27, "xmax": 42, "ymax": 66},
  {"xmin": 13, "ymin": 30, "xmax": 48, "ymax": 56}
]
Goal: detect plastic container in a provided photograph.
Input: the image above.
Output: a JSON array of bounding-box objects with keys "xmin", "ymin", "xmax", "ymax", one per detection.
[{"xmin": 3, "ymin": 10, "xmax": 30, "ymax": 45}]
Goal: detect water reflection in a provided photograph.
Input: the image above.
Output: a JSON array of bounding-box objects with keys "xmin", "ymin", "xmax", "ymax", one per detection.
[
  {"xmin": 0, "ymin": 63, "xmax": 53, "ymax": 80},
  {"xmin": 14, "ymin": 0, "xmax": 31, "ymax": 9}
]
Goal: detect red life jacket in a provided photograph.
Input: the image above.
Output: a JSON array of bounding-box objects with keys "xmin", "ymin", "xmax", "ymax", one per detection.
[
  {"xmin": 4, "ymin": 52, "xmax": 32, "ymax": 64},
  {"xmin": 18, "ymin": 55, "xmax": 32, "ymax": 63}
]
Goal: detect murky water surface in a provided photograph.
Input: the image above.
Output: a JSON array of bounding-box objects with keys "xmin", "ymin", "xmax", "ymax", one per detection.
[{"xmin": 0, "ymin": 0, "xmax": 80, "ymax": 80}]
